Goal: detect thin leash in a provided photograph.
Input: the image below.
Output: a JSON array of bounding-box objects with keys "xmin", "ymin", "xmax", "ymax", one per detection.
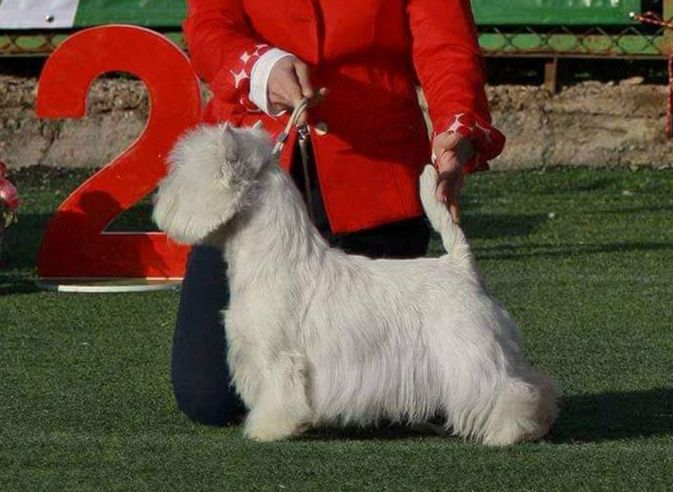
[
  {"xmin": 271, "ymin": 98, "xmax": 316, "ymax": 222},
  {"xmin": 631, "ymin": 11, "xmax": 673, "ymax": 139}
]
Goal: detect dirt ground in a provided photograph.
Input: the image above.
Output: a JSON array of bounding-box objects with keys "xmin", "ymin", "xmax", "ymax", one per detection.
[{"xmin": 1, "ymin": 74, "xmax": 672, "ymax": 170}]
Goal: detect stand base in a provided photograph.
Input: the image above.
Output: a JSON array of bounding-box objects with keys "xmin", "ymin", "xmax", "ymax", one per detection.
[{"xmin": 38, "ymin": 278, "xmax": 182, "ymax": 293}]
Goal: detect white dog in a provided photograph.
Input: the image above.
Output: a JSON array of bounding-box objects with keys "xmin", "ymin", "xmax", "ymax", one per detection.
[{"xmin": 153, "ymin": 124, "xmax": 558, "ymax": 445}]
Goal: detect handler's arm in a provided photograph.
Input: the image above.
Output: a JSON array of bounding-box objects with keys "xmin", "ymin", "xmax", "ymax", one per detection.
[
  {"xmin": 406, "ymin": 0, "xmax": 505, "ymax": 172},
  {"xmin": 184, "ymin": 0, "xmax": 273, "ymax": 114}
]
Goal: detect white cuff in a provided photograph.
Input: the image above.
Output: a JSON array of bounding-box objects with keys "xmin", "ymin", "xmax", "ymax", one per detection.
[{"xmin": 249, "ymin": 48, "xmax": 295, "ymax": 116}]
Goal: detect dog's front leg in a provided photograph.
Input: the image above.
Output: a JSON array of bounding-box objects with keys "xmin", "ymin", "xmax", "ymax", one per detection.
[{"xmin": 244, "ymin": 352, "xmax": 312, "ymax": 441}]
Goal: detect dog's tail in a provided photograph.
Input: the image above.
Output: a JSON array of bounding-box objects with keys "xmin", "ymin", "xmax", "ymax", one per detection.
[{"xmin": 419, "ymin": 165, "xmax": 472, "ymax": 266}]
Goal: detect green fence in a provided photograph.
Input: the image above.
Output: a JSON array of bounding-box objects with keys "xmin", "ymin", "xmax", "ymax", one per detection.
[
  {"xmin": 1, "ymin": 0, "xmax": 671, "ymax": 57},
  {"xmin": 13, "ymin": 0, "xmax": 646, "ymax": 28},
  {"xmin": 473, "ymin": 0, "xmax": 642, "ymax": 25},
  {"xmin": 72, "ymin": 0, "xmax": 185, "ymax": 28}
]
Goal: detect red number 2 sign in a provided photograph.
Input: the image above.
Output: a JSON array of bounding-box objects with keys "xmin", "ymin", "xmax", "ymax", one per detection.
[{"xmin": 37, "ymin": 26, "xmax": 201, "ymax": 280}]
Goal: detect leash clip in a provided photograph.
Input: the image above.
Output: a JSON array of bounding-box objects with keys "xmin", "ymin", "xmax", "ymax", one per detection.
[{"xmin": 271, "ymin": 98, "xmax": 310, "ymax": 157}]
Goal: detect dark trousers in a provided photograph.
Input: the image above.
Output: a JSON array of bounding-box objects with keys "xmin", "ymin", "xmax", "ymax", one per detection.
[{"xmin": 172, "ymin": 141, "xmax": 430, "ymax": 425}]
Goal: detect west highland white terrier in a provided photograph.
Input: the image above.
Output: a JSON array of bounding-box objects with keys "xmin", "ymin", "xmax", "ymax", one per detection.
[{"xmin": 153, "ymin": 124, "xmax": 558, "ymax": 445}]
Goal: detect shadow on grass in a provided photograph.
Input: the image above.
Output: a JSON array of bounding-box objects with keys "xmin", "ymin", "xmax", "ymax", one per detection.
[
  {"xmin": 590, "ymin": 204, "xmax": 673, "ymax": 215},
  {"xmin": 475, "ymin": 241, "xmax": 673, "ymax": 261},
  {"xmin": 300, "ymin": 423, "xmax": 451, "ymax": 442},
  {"xmin": 462, "ymin": 213, "xmax": 548, "ymax": 239},
  {"xmin": 0, "ymin": 273, "xmax": 40, "ymax": 295},
  {"xmin": 1, "ymin": 213, "xmax": 49, "ymax": 270},
  {"xmin": 296, "ymin": 388, "xmax": 673, "ymax": 444},
  {"xmin": 551, "ymin": 387, "xmax": 673, "ymax": 443}
]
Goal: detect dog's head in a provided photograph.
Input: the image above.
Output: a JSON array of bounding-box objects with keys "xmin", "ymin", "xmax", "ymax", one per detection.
[{"xmin": 153, "ymin": 123, "xmax": 273, "ymax": 245}]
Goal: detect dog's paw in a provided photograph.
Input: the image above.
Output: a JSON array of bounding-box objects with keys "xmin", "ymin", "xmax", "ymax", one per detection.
[{"xmin": 244, "ymin": 414, "xmax": 308, "ymax": 442}]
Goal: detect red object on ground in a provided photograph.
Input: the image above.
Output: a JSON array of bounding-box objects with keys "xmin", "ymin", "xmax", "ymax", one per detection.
[
  {"xmin": 0, "ymin": 161, "xmax": 20, "ymax": 211},
  {"xmin": 184, "ymin": 0, "xmax": 505, "ymax": 234},
  {"xmin": 36, "ymin": 26, "xmax": 202, "ymax": 279}
]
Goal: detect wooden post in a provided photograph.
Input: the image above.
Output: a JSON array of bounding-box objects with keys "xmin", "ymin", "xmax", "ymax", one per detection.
[
  {"xmin": 544, "ymin": 57, "xmax": 559, "ymax": 94},
  {"xmin": 664, "ymin": 0, "xmax": 673, "ymax": 53}
]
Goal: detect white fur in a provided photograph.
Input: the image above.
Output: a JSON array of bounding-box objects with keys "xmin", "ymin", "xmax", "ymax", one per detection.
[{"xmin": 153, "ymin": 124, "xmax": 559, "ymax": 445}]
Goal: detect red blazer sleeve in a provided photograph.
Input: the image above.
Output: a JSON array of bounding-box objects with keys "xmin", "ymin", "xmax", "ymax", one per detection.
[
  {"xmin": 407, "ymin": 0, "xmax": 505, "ymax": 172},
  {"xmin": 184, "ymin": 0, "xmax": 271, "ymax": 114}
]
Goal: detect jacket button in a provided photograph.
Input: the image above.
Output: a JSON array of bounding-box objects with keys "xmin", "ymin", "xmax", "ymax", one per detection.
[{"xmin": 314, "ymin": 121, "xmax": 328, "ymax": 136}]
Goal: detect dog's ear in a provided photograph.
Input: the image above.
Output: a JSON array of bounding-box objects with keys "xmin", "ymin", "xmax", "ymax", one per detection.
[
  {"xmin": 220, "ymin": 123, "xmax": 268, "ymax": 185},
  {"xmin": 152, "ymin": 125, "xmax": 243, "ymax": 245}
]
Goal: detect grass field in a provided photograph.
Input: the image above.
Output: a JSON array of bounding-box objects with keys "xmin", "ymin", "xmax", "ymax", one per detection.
[{"xmin": 1, "ymin": 167, "xmax": 672, "ymax": 491}]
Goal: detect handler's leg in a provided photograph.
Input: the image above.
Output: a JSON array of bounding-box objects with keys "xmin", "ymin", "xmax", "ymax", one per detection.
[{"xmin": 172, "ymin": 246, "xmax": 244, "ymax": 426}]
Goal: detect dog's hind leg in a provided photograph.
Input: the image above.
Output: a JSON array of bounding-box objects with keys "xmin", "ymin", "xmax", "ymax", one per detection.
[
  {"xmin": 244, "ymin": 352, "xmax": 313, "ymax": 441},
  {"xmin": 480, "ymin": 371, "xmax": 558, "ymax": 446}
]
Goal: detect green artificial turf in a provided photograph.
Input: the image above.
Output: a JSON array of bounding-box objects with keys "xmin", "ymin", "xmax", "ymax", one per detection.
[{"xmin": 1, "ymin": 167, "xmax": 672, "ymax": 491}]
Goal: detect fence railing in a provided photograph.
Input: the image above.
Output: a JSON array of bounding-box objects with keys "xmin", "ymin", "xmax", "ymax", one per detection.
[{"xmin": 1, "ymin": 0, "xmax": 671, "ymax": 57}]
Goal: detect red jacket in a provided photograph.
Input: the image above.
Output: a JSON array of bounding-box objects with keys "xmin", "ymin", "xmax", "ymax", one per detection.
[{"xmin": 184, "ymin": 0, "xmax": 505, "ymax": 233}]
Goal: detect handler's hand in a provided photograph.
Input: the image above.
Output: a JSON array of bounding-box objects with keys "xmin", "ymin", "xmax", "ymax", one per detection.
[
  {"xmin": 268, "ymin": 57, "xmax": 327, "ymax": 125},
  {"xmin": 432, "ymin": 132, "xmax": 475, "ymax": 224}
]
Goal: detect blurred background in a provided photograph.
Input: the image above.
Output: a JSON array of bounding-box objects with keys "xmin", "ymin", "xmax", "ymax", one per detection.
[{"xmin": 1, "ymin": 0, "xmax": 673, "ymax": 171}]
